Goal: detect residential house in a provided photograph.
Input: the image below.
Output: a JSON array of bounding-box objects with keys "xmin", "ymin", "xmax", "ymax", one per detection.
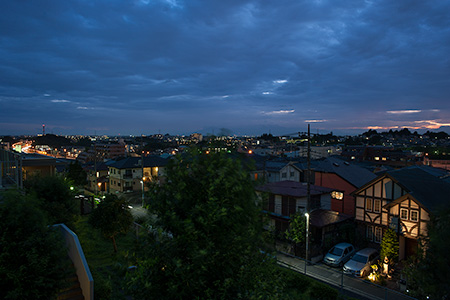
[
  {"xmin": 85, "ymin": 162, "xmax": 109, "ymax": 194},
  {"xmin": 256, "ymin": 180, "xmax": 352, "ymax": 256},
  {"xmin": 352, "ymin": 166, "xmax": 450, "ymax": 260},
  {"xmin": 305, "ymin": 157, "xmax": 377, "ymax": 216},
  {"xmin": 108, "ymin": 156, "xmax": 167, "ymax": 193}
]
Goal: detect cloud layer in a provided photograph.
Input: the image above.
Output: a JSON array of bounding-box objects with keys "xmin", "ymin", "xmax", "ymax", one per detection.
[{"xmin": 1, "ymin": 0, "xmax": 449, "ymax": 135}]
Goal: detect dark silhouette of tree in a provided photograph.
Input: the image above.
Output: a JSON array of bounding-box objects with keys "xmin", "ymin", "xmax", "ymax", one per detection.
[
  {"xmin": 89, "ymin": 194, "xmax": 133, "ymax": 253},
  {"xmin": 25, "ymin": 175, "xmax": 78, "ymax": 227},
  {"xmin": 66, "ymin": 161, "xmax": 87, "ymax": 186},
  {"xmin": 403, "ymin": 208, "xmax": 450, "ymax": 299},
  {"xmin": 0, "ymin": 191, "xmax": 69, "ymax": 299},
  {"xmin": 126, "ymin": 150, "xmax": 284, "ymax": 299}
]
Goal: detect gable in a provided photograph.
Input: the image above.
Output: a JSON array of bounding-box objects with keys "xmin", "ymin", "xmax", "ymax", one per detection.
[{"xmin": 354, "ymin": 175, "xmax": 407, "ymax": 200}]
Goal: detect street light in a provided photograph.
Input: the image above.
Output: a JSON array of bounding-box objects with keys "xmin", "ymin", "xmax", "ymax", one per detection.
[{"xmin": 140, "ymin": 180, "xmax": 144, "ymax": 207}]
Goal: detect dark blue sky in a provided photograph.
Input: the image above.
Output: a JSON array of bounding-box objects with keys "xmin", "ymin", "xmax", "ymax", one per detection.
[{"xmin": 1, "ymin": 0, "xmax": 449, "ymax": 136}]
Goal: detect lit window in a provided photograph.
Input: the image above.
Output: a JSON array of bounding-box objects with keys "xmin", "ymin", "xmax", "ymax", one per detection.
[
  {"xmin": 410, "ymin": 210, "xmax": 418, "ymax": 222},
  {"xmin": 374, "ymin": 200, "xmax": 381, "ymax": 213},
  {"xmin": 374, "ymin": 227, "xmax": 382, "ymax": 243},
  {"xmin": 375, "ymin": 157, "xmax": 380, "ymax": 161},
  {"xmin": 366, "ymin": 198, "xmax": 373, "ymax": 211},
  {"xmin": 332, "ymin": 191, "xmax": 344, "ymax": 200},
  {"xmin": 400, "ymin": 208, "xmax": 408, "ymax": 220}
]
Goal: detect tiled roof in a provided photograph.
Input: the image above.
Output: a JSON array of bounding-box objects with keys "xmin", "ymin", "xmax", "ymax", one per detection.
[
  {"xmin": 107, "ymin": 156, "xmax": 168, "ymax": 169},
  {"xmin": 310, "ymin": 209, "xmax": 352, "ymax": 228},
  {"xmin": 307, "ymin": 156, "xmax": 376, "ymax": 188},
  {"xmin": 386, "ymin": 167, "xmax": 450, "ymax": 212},
  {"xmin": 256, "ymin": 180, "xmax": 333, "ymax": 197}
]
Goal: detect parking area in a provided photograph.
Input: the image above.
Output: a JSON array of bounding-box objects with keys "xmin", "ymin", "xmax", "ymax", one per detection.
[{"xmin": 276, "ymin": 252, "xmax": 416, "ymax": 300}]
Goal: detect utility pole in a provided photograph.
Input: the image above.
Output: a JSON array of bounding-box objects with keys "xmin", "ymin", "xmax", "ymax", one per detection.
[
  {"xmin": 141, "ymin": 138, "xmax": 145, "ymax": 207},
  {"xmin": 306, "ymin": 124, "xmax": 311, "ymax": 263}
]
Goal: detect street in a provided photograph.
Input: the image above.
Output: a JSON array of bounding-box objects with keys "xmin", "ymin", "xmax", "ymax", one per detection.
[{"xmin": 276, "ymin": 252, "xmax": 416, "ymax": 300}]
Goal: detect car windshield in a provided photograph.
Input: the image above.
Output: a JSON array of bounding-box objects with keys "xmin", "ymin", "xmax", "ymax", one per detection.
[
  {"xmin": 352, "ymin": 254, "xmax": 368, "ymax": 263},
  {"xmin": 329, "ymin": 247, "xmax": 343, "ymax": 256}
]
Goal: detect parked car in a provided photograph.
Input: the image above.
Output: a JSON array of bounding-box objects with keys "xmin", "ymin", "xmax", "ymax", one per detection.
[
  {"xmin": 323, "ymin": 243, "xmax": 356, "ymax": 267},
  {"xmin": 343, "ymin": 248, "xmax": 379, "ymax": 277}
]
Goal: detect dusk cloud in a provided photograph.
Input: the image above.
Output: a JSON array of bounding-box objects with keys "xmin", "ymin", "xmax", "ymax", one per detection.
[{"xmin": 0, "ymin": 0, "xmax": 449, "ymax": 136}]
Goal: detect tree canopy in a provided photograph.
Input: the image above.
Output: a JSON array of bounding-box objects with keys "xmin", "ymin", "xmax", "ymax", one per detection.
[
  {"xmin": 380, "ymin": 228, "xmax": 399, "ymax": 264},
  {"xmin": 25, "ymin": 175, "xmax": 78, "ymax": 226},
  {"xmin": 126, "ymin": 150, "xmax": 284, "ymax": 299},
  {"xmin": 89, "ymin": 194, "xmax": 133, "ymax": 253},
  {"xmin": 0, "ymin": 191, "xmax": 69, "ymax": 299},
  {"xmin": 66, "ymin": 161, "xmax": 87, "ymax": 186},
  {"xmin": 403, "ymin": 209, "xmax": 450, "ymax": 299}
]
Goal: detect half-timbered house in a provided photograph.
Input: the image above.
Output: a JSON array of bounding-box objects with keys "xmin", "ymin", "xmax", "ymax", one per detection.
[{"xmin": 352, "ymin": 166, "xmax": 450, "ymax": 260}]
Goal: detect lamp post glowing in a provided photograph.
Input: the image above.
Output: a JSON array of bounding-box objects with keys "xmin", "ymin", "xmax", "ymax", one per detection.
[{"xmin": 140, "ymin": 180, "xmax": 144, "ymax": 207}]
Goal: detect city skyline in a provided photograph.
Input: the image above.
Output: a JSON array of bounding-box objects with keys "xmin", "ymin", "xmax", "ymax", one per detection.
[{"xmin": 1, "ymin": 1, "xmax": 450, "ymax": 136}]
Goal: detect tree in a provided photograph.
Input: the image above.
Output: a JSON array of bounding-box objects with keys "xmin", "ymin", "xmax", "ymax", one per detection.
[
  {"xmin": 89, "ymin": 194, "xmax": 133, "ymax": 252},
  {"xmin": 0, "ymin": 191, "xmax": 69, "ymax": 299},
  {"xmin": 126, "ymin": 150, "xmax": 285, "ymax": 299},
  {"xmin": 285, "ymin": 212, "xmax": 307, "ymax": 256},
  {"xmin": 25, "ymin": 175, "xmax": 78, "ymax": 226},
  {"xmin": 380, "ymin": 228, "xmax": 399, "ymax": 265},
  {"xmin": 403, "ymin": 209, "xmax": 450, "ymax": 299},
  {"xmin": 66, "ymin": 161, "xmax": 87, "ymax": 186}
]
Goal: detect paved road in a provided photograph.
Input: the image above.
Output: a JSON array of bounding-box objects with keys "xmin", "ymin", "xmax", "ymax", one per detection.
[{"xmin": 277, "ymin": 252, "xmax": 416, "ymax": 300}]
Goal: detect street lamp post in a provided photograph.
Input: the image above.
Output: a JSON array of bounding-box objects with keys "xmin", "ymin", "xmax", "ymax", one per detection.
[{"xmin": 140, "ymin": 180, "xmax": 144, "ymax": 207}]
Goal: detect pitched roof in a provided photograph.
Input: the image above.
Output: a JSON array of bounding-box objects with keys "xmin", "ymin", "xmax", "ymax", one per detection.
[
  {"xmin": 256, "ymin": 180, "xmax": 334, "ymax": 197},
  {"xmin": 295, "ymin": 156, "xmax": 376, "ymax": 188},
  {"xmin": 310, "ymin": 209, "xmax": 352, "ymax": 228},
  {"xmin": 107, "ymin": 156, "xmax": 168, "ymax": 169},
  {"xmin": 385, "ymin": 167, "xmax": 450, "ymax": 212}
]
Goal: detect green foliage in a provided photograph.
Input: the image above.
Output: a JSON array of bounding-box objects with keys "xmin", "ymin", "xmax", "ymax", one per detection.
[
  {"xmin": 66, "ymin": 161, "xmax": 87, "ymax": 186},
  {"xmin": 285, "ymin": 212, "xmax": 306, "ymax": 244},
  {"xmin": 0, "ymin": 191, "xmax": 69, "ymax": 299},
  {"xmin": 89, "ymin": 194, "xmax": 133, "ymax": 252},
  {"xmin": 309, "ymin": 282, "xmax": 339, "ymax": 300},
  {"xmin": 279, "ymin": 267, "xmax": 341, "ymax": 299},
  {"xmin": 380, "ymin": 228, "xmax": 399, "ymax": 264},
  {"xmin": 73, "ymin": 216, "xmax": 139, "ymax": 299},
  {"xmin": 25, "ymin": 175, "xmax": 78, "ymax": 226},
  {"xmin": 126, "ymin": 150, "xmax": 284, "ymax": 299},
  {"xmin": 403, "ymin": 209, "xmax": 450, "ymax": 299}
]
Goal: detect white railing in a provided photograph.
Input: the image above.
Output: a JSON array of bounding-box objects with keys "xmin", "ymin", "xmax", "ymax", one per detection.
[{"xmin": 53, "ymin": 223, "xmax": 94, "ymax": 300}]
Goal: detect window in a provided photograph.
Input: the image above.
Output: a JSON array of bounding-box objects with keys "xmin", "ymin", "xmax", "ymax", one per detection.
[
  {"xmin": 367, "ymin": 225, "xmax": 374, "ymax": 241},
  {"xmin": 366, "ymin": 198, "xmax": 373, "ymax": 211},
  {"xmin": 400, "ymin": 208, "xmax": 408, "ymax": 220},
  {"xmin": 374, "ymin": 199, "xmax": 381, "ymax": 213},
  {"xmin": 410, "ymin": 210, "xmax": 419, "ymax": 222},
  {"xmin": 281, "ymin": 172, "xmax": 287, "ymax": 178},
  {"xmin": 274, "ymin": 198, "xmax": 281, "ymax": 214},
  {"xmin": 332, "ymin": 191, "xmax": 343, "ymax": 200},
  {"xmin": 290, "ymin": 171, "xmax": 295, "ymax": 177},
  {"xmin": 374, "ymin": 227, "xmax": 382, "ymax": 243}
]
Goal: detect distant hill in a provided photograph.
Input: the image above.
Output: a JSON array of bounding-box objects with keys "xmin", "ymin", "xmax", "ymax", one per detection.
[{"xmin": 33, "ymin": 134, "xmax": 72, "ymax": 148}]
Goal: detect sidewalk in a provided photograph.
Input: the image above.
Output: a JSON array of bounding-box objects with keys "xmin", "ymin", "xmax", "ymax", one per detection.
[{"xmin": 276, "ymin": 252, "xmax": 416, "ymax": 300}]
